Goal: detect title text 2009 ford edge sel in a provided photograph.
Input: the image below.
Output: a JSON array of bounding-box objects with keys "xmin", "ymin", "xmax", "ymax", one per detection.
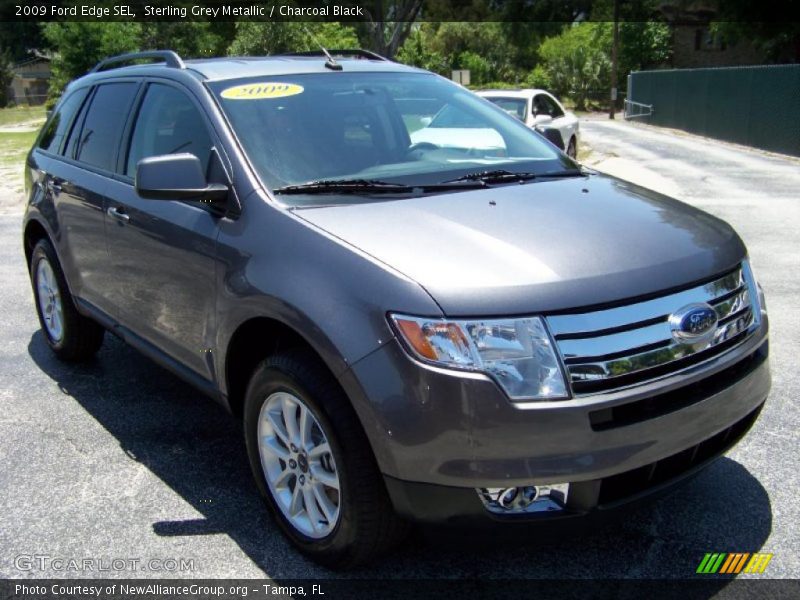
[{"xmin": 23, "ymin": 50, "xmax": 770, "ymax": 568}]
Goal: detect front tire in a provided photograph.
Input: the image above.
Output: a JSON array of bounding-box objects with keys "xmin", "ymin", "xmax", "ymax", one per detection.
[
  {"xmin": 30, "ymin": 239, "xmax": 104, "ymax": 361},
  {"xmin": 567, "ymin": 136, "xmax": 577, "ymax": 159},
  {"xmin": 243, "ymin": 349, "xmax": 407, "ymax": 568}
]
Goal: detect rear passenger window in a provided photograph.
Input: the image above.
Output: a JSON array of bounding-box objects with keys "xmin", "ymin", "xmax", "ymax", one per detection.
[
  {"xmin": 38, "ymin": 88, "xmax": 89, "ymax": 154},
  {"xmin": 73, "ymin": 82, "xmax": 138, "ymax": 171},
  {"xmin": 126, "ymin": 84, "xmax": 212, "ymax": 177}
]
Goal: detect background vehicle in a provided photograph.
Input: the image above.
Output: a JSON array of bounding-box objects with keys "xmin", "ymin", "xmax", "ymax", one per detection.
[
  {"xmin": 478, "ymin": 89, "xmax": 580, "ymax": 157},
  {"xmin": 23, "ymin": 50, "xmax": 769, "ymax": 569}
]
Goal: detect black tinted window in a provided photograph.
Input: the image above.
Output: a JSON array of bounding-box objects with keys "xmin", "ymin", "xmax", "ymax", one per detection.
[
  {"xmin": 536, "ymin": 94, "xmax": 563, "ymax": 118},
  {"xmin": 38, "ymin": 88, "xmax": 89, "ymax": 154},
  {"xmin": 74, "ymin": 82, "xmax": 138, "ymax": 171},
  {"xmin": 126, "ymin": 84, "xmax": 212, "ymax": 177}
]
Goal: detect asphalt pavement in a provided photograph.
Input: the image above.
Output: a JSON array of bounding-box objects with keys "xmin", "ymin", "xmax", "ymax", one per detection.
[{"xmin": 1, "ymin": 120, "xmax": 798, "ymax": 581}]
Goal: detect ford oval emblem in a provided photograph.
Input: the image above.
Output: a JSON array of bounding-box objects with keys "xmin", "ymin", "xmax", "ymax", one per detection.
[{"xmin": 669, "ymin": 303, "xmax": 718, "ymax": 343}]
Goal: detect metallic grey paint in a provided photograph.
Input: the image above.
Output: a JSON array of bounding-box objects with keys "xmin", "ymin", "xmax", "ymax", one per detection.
[{"xmin": 22, "ymin": 55, "xmax": 770, "ymax": 524}]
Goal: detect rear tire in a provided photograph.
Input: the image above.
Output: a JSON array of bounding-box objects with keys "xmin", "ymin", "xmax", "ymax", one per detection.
[
  {"xmin": 244, "ymin": 348, "xmax": 407, "ymax": 568},
  {"xmin": 30, "ymin": 239, "xmax": 104, "ymax": 362}
]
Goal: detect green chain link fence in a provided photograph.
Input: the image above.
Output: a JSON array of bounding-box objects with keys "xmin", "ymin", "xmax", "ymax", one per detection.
[{"xmin": 627, "ymin": 64, "xmax": 800, "ymax": 157}]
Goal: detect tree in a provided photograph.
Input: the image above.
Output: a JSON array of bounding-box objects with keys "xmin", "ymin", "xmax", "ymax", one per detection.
[
  {"xmin": 400, "ymin": 22, "xmax": 522, "ymax": 83},
  {"xmin": 711, "ymin": 16, "xmax": 800, "ymax": 62},
  {"xmin": 229, "ymin": 22, "xmax": 359, "ymax": 56},
  {"xmin": 395, "ymin": 24, "xmax": 448, "ymax": 74},
  {"xmin": 0, "ymin": 22, "xmax": 49, "ymax": 62},
  {"xmin": 0, "ymin": 51, "xmax": 13, "ymax": 108},
  {"xmin": 42, "ymin": 23, "xmax": 141, "ymax": 98},
  {"xmin": 537, "ymin": 16, "xmax": 670, "ymax": 108},
  {"xmin": 139, "ymin": 23, "xmax": 235, "ymax": 59},
  {"xmin": 539, "ymin": 23, "xmax": 611, "ymax": 109},
  {"xmin": 357, "ymin": 0, "xmax": 423, "ymax": 58},
  {"xmin": 618, "ymin": 21, "xmax": 671, "ymax": 76}
]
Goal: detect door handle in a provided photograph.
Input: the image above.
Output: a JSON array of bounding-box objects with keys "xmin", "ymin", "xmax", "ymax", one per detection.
[{"xmin": 106, "ymin": 206, "xmax": 130, "ymax": 224}]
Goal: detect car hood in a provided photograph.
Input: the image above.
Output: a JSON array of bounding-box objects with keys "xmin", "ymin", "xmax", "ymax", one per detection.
[
  {"xmin": 409, "ymin": 127, "xmax": 505, "ymax": 150},
  {"xmin": 295, "ymin": 173, "xmax": 746, "ymax": 316}
]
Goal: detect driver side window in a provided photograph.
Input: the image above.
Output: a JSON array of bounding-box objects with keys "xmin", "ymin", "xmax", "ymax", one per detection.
[
  {"xmin": 545, "ymin": 95, "xmax": 564, "ymax": 118},
  {"xmin": 126, "ymin": 84, "xmax": 212, "ymax": 177},
  {"xmin": 533, "ymin": 95, "xmax": 550, "ymax": 116}
]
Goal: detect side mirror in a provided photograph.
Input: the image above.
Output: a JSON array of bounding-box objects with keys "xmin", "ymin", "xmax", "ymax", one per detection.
[
  {"xmin": 533, "ymin": 114, "xmax": 553, "ymax": 125},
  {"xmin": 535, "ymin": 125, "xmax": 565, "ymax": 151},
  {"xmin": 135, "ymin": 153, "xmax": 228, "ymax": 202},
  {"xmin": 419, "ymin": 116, "xmax": 433, "ymax": 127}
]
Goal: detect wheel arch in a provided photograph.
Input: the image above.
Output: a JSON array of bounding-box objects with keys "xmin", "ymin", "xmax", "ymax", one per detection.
[
  {"xmin": 23, "ymin": 218, "xmax": 51, "ymax": 266},
  {"xmin": 222, "ymin": 314, "xmax": 351, "ymax": 419}
]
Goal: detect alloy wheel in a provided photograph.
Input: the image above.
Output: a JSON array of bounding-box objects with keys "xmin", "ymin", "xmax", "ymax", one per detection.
[
  {"xmin": 36, "ymin": 258, "xmax": 64, "ymax": 343},
  {"xmin": 258, "ymin": 391, "xmax": 341, "ymax": 538}
]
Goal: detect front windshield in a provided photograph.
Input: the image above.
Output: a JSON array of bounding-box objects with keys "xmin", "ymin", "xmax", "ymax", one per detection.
[
  {"xmin": 209, "ymin": 72, "xmax": 575, "ymax": 204},
  {"xmin": 484, "ymin": 97, "xmax": 528, "ymax": 122}
]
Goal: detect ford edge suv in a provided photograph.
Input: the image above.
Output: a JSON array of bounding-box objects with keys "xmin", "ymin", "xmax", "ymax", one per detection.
[{"xmin": 23, "ymin": 50, "xmax": 770, "ymax": 568}]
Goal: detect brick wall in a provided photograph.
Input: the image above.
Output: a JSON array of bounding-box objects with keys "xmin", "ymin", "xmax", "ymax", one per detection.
[{"xmin": 672, "ymin": 26, "xmax": 766, "ymax": 68}]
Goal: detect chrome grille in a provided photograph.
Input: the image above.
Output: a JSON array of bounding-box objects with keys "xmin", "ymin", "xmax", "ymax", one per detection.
[{"xmin": 547, "ymin": 265, "xmax": 759, "ymax": 395}]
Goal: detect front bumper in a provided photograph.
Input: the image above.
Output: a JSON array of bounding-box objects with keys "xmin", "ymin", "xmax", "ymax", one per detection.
[{"xmin": 338, "ymin": 322, "xmax": 770, "ymax": 523}]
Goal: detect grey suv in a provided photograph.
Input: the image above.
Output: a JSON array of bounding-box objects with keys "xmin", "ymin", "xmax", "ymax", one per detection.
[{"xmin": 23, "ymin": 50, "xmax": 770, "ymax": 568}]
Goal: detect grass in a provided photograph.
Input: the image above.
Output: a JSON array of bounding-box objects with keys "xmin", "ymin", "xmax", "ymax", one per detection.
[
  {"xmin": 0, "ymin": 105, "xmax": 47, "ymax": 128},
  {"xmin": 0, "ymin": 130, "xmax": 37, "ymax": 169}
]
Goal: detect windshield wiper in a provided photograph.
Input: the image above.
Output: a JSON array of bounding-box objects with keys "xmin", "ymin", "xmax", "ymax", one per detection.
[
  {"xmin": 443, "ymin": 169, "xmax": 539, "ymax": 184},
  {"xmin": 536, "ymin": 170, "xmax": 587, "ymax": 178},
  {"xmin": 273, "ymin": 179, "xmax": 413, "ymax": 195},
  {"xmin": 442, "ymin": 168, "xmax": 586, "ymax": 185}
]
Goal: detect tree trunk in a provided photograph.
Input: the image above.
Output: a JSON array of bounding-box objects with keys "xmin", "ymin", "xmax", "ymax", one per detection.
[{"xmin": 362, "ymin": 0, "xmax": 423, "ymax": 59}]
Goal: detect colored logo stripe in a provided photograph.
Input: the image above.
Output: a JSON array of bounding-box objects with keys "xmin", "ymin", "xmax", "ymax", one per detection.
[
  {"xmin": 744, "ymin": 553, "xmax": 773, "ymax": 574},
  {"xmin": 697, "ymin": 552, "xmax": 773, "ymax": 574},
  {"xmin": 697, "ymin": 553, "xmax": 726, "ymax": 574},
  {"xmin": 720, "ymin": 553, "xmax": 749, "ymax": 574}
]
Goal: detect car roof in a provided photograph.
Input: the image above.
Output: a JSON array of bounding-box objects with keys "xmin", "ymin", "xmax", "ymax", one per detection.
[
  {"xmin": 69, "ymin": 54, "xmax": 424, "ymax": 90},
  {"xmin": 186, "ymin": 56, "xmax": 422, "ymax": 80},
  {"xmin": 477, "ymin": 89, "xmax": 546, "ymax": 99}
]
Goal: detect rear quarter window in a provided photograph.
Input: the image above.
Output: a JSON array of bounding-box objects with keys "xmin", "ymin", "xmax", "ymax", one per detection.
[{"xmin": 38, "ymin": 88, "xmax": 90, "ymax": 155}]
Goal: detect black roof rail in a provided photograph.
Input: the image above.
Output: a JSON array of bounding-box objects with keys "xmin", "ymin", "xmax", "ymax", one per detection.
[
  {"xmin": 90, "ymin": 50, "xmax": 185, "ymax": 73},
  {"xmin": 278, "ymin": 49, "xmax": 390, "ymax": 62}
]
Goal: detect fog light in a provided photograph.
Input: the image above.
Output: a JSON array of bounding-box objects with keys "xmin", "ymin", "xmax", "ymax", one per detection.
[{"xmin": 478, "ymin": 483, "xmax": 569, "ymax": 514}]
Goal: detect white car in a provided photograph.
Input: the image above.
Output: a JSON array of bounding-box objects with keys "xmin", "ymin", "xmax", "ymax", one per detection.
[{"xmin": 477, "ymin": 89, "xmax": 580, "ymax": 158}]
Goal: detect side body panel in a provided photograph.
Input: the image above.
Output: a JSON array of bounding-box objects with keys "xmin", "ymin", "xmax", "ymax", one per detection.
[{"xmin": 212, "ymin": 191, "xmax": 443, "ymax": 392}]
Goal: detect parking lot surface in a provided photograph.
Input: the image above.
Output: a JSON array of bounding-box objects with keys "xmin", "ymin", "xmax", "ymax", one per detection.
[{"xmin": 1, "ymin": 120, "xmax": 798, "ymax": 580}]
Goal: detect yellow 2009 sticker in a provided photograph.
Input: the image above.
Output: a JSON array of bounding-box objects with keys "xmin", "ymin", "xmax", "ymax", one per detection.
[{"xmin": 221, "ymin": 82, "xmax": 304, "ymax": 100}]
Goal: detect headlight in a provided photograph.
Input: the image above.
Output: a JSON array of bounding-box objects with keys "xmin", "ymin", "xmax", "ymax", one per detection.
[
  {"xmin": 390, "ymin": 314, "xmax": 568, "ymax": 401},
  {"xmin": 741, "ymin": 258, "xmax": 766, "ymax": 320}
]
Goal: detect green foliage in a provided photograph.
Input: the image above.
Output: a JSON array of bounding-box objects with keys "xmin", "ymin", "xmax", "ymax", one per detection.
[
  {"xmin": 537, "ymin": 19, "xmax": 670, "ymax": 108},
  {"xmin": 457, "ymin": 51, "xmax": 491, "ymax": 85},
  {"xmin": 711, "ymin": 20, "xmax": 800, "ymax": 63},
  {"xmin": 619, "ymin": 22, "xmax": 672, "ymax": 76},
  {"xmin": 470, "ymin": 81, "xmax": 519, "ymax": 91},
  {"xmin": 396, "ymin": 26, "xmax": 448, "ymax": 74},
  {"xmin": 43, "ymin": 23, "xmax": 141, "ymax": 98},
  {"xmin": 398, "ymin": 22, "xmax": 529, "ymax": 84},
  {"xmin": 0, "ymin": 105, "xmax": 46, "ymax": 127},
  {"xmin": 139, "ymin": 23, "xmax": 235, "ymax": 59},
  {"xmin": 539, "ymin": 23, "xmax": 610, "ymax": 110},
  {"xmin": 525, "ymin": 65, "xmax": 552, "ymax": 90},
  {"xmin": 228, "ymin": 22, "xmax": 359, "ymax": 56}
]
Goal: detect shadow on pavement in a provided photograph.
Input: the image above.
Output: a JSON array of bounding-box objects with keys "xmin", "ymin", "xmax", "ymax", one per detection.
[{"xmin": 28, "ymin": 330, "xmax": 772, "ymax": 584}]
